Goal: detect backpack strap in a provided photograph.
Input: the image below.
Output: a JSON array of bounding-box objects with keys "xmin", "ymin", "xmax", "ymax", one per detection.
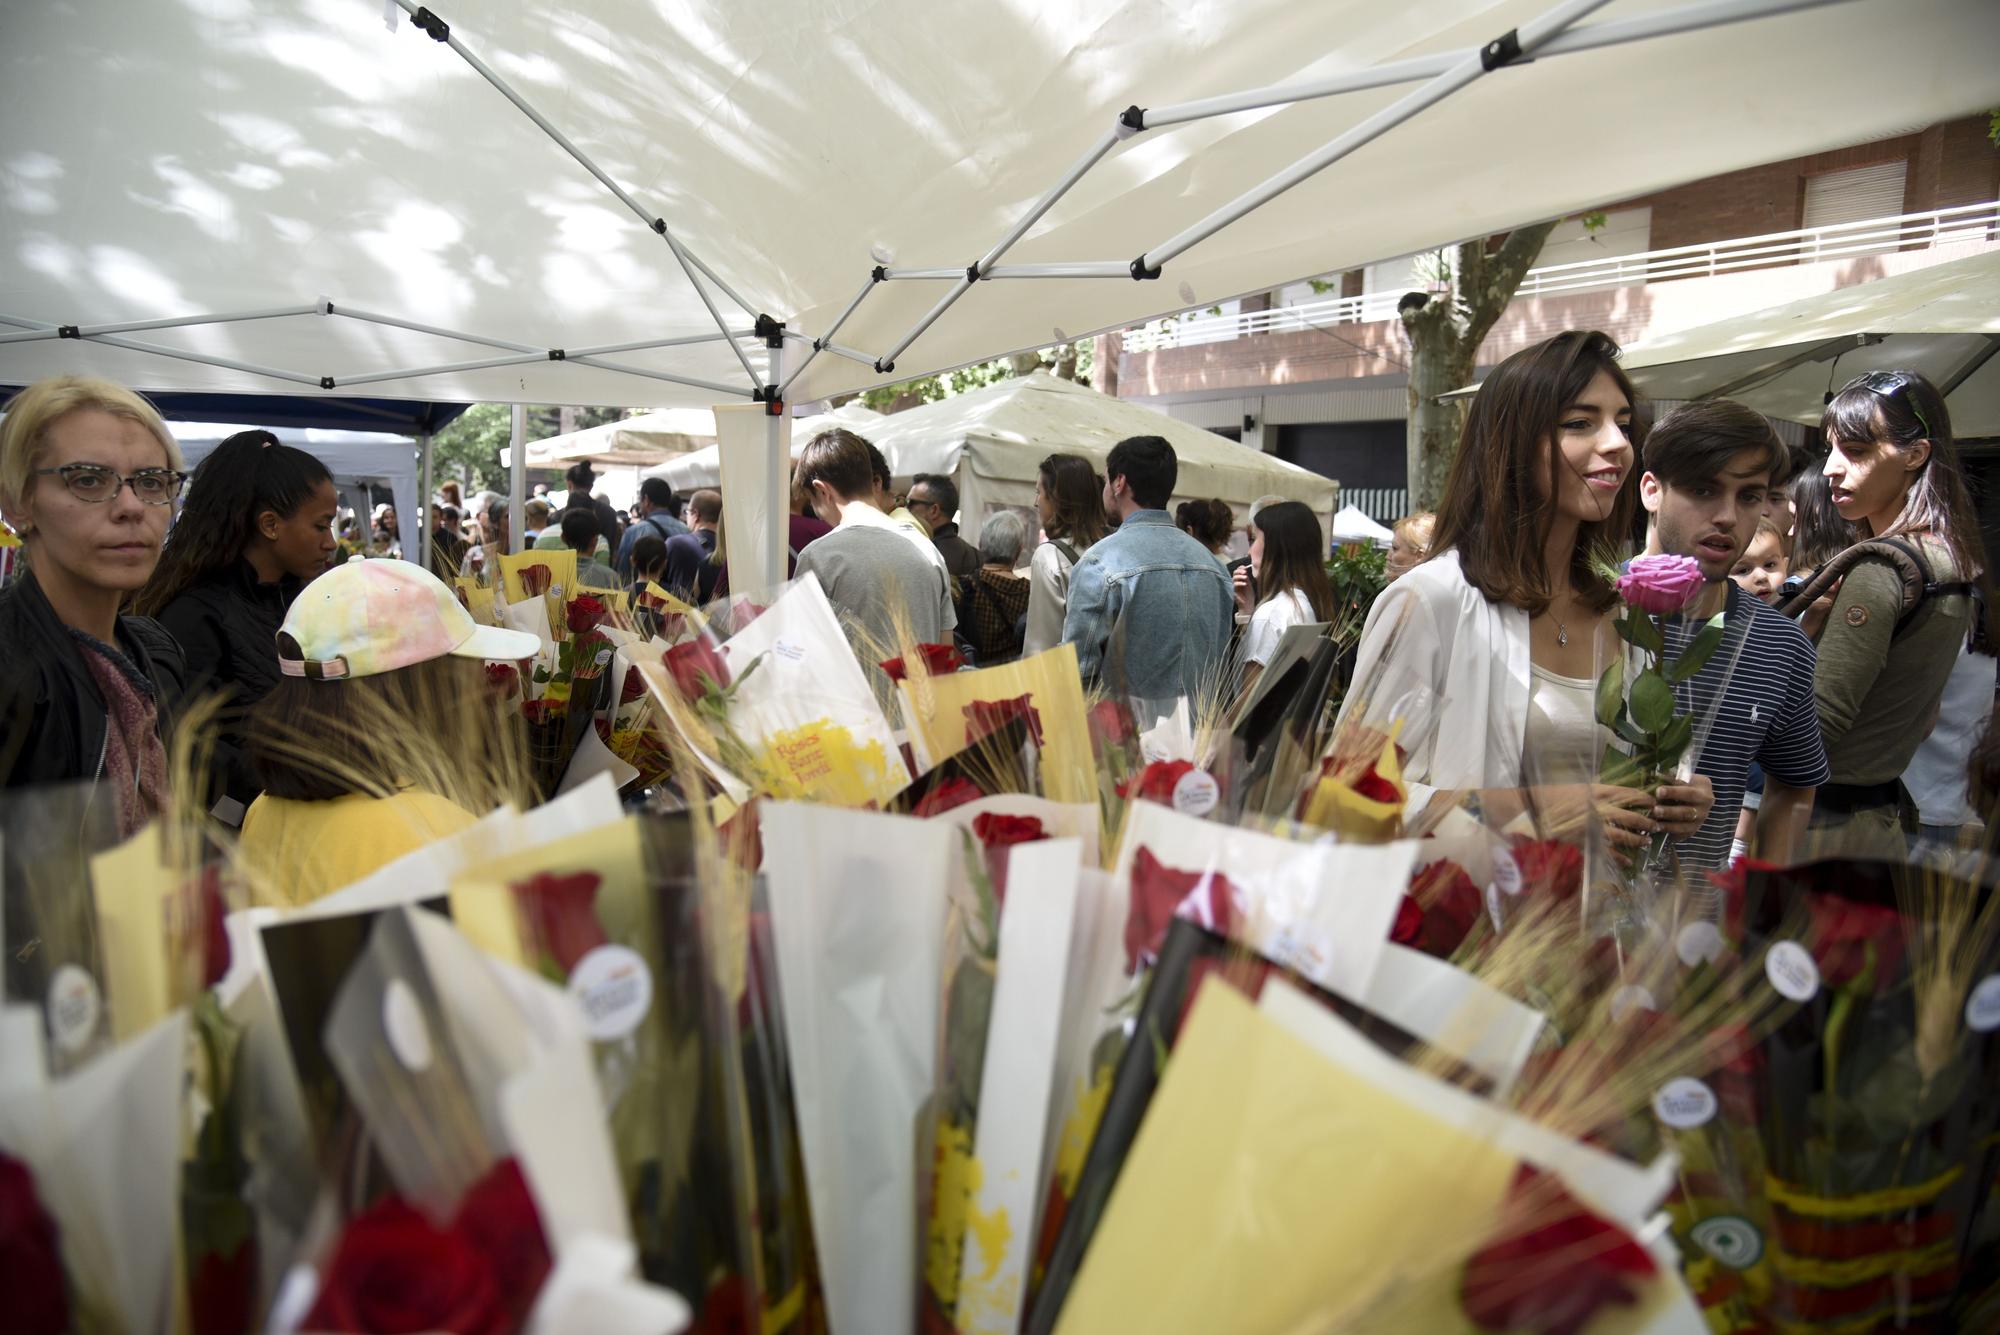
[
  {"xmin": 1043, "ymin": 538, "xmax": 1079, "ymax": 566},
  {"xmin": 1778, "ymin": 536, "xmax": 1979, "ymax": 644}
]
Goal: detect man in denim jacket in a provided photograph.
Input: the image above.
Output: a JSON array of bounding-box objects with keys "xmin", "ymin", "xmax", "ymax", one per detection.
[{"xmin": 1061, "ymin": 435, "xmax": 1234, "ymax": 702}]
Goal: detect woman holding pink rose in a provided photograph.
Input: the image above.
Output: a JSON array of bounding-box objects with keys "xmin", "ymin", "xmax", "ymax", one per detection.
[{"xmin": 1342, "ymin": 330, "xmax": 1714, "ymax": 849}]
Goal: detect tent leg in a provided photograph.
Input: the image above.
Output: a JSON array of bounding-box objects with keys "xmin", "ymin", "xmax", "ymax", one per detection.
[
  {"xmin": 418, "ymin": 432, "xmax": 433, "ymax": 571},
  {"xmin": 509, "ymin": 404, "xmax": 527, "ymax": 557},
  {"xmin": 764, "ymin": 342, "xmax": 791, "ymax": 586}
]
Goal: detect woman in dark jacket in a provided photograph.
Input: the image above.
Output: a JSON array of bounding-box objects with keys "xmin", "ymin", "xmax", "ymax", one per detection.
[
  {"xmin": 133, "ymin": 430, "xmax": 336, "ymax": 819},
  {"xmin": 0, "ymin": 376, "xmax": 187, "ymax": 836}
]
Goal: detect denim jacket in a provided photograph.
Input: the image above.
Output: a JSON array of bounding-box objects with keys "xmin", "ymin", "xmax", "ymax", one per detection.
[{"xmin": 1059, "ymin": 509, "xmax": 1234, "ymax": 701}]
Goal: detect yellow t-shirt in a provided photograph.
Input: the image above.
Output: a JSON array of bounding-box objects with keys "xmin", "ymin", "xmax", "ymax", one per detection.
[{"xmin": 238, "ymin": 790, "xmax": 476, "ymax": 908}]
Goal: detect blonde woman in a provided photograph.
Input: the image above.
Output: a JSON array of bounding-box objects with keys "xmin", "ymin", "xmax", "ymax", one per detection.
[
  {"xmin": 1385, "ymin": 511, "xmax": 1435, "ymax": 582},
  {"xmin": 0, "ymin": 376, "xmax": 187, "ymax": 833}
]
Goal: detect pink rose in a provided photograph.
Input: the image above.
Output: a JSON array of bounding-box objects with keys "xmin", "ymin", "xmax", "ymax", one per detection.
[{"xmin": 1615, "ymin": 554, "xmax": 1704, "ymax": 615}]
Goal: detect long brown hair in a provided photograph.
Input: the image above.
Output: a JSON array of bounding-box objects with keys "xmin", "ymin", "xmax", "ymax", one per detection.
[
  {"xmin": 1431, "ymin": 329, "xmax": 1643, "ymax": 615},
  {"xmin": 1250, "ymin": 501, "xmax": 1336, "ymax": 620},
  {"xmin": 247, "ymin": 647, "xmax": 526, "ymax": 807},
  {"xmin": 1038, "ymin": 453, "xmax": 1107, "ymax": 548},
  {"xmin": 1822, "ymin": 370, "xmax": 1985, "ymax": 579}
]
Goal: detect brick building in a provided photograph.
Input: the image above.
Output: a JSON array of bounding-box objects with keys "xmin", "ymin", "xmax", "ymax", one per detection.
[{"xmin": 1104, "ymin": 115, "xmax": 2000, "ymax": 521}]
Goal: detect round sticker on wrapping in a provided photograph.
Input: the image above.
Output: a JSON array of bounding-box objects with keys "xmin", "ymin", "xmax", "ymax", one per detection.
[
  {"xmin": 1691, "ymin": 1215, "xmax": 1764, "ymax": 1269},
  {"xmin": 1492, "ymin": 849, "xmax": 1523, "ymax": 897},
  {"xmin": 1171, "ymin": 769, "xmax": 1219, "ymax": 816},
  {"xmin": 1677, "ymin": 921, "xmax": 1725, "ymax": 968},
  {"xmin": 1965, "ymin": 974, "xmax": 2000, "ymax": 1032},
  {"xmin": 568, "ymin": 944, "xmax": 654, "ymax": 1041},
  {"xmin": 1652, "ymin": 1076, "xmax": 1718, "ymax": 1129},
  {"xmin": 382, "ymin": 978, "xmax": 433, "ymax": 1072},
  {"xmin": 46, "ymin": 964, "xmax": 101, "ymax": 1055},
  {"xmin": 1766, "ymin": 940, "xmax": 1820, "ymax": 1002},
  {"xmin": 1609, "ymin": 985, "xmax": 1657, "ymax": 1023}
]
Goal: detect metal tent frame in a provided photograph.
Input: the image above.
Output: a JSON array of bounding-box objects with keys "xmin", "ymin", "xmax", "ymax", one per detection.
[{"xmin": 0, "ymin": 0, "xmax": 1853, "ymax": 580}]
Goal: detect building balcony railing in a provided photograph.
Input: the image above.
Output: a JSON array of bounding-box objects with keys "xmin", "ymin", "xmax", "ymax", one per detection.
[{"xmin": 1120, "ymin": 199, "xmax": 2000, "ymax": 353}]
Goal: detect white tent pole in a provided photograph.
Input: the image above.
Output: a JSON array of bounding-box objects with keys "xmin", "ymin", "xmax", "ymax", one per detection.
[
  {"xmin": 879, "ymin": 268, "xmax": 966, "ymax": 281},
  {"xmin": 877, "ymin": 276, "xmax": 973, "ymax": 371},
  {"xmin": 417, "ymin": 432, "xmax": 433, "ymax": 570},
  {"xmin": 1139, "ymin": 0, "xmax": 1617, "ymax": 273},
  {"xmin": 983, "ymin": 263, "xmax": 1132, "ymax": 279},
  {"xmin": 334, "ymin": 351, "xmax": 553, "ymax": 388},
  {"xmin": 565, "ymin": 357, "xmax": 757, "ymax": 398},
  {"xmin": 1137, "ymin": 0, "xmax": 1840, "ymax": 129},
  {"xmin": 332, "ymin": 304, "xmax": 537, "ymax": 353},
  {"xmin": 0, "ymin": 303, "xmax": 319, "ymax": 344},
  {"xmin": 390, "ymin": 0, "xmax": 766, "ymax": 349},
  {"xmin": 568, "ymin": 331, "xmax": 756, "ymax": 355},
  {"xmin": 88, "ymin": 334, "xmax": 327, "ymax": 387},
  {"xmin": 764, "ymin": 340, "xmax": 791, "ymax": 589},
  {"xmin": 508, "ymin": 403, "xmax": 527, "ymax": 556},
  {"xmin": 973, "ymin": 128, "xmax": 1124, "ymax": 276},
  {"xmin": 776, "ymin": 273, "xmax": 880, "ymax": 398},
  {"xmin": 809, "ymin": 340, "xmax": 886, "ymax": 371}
]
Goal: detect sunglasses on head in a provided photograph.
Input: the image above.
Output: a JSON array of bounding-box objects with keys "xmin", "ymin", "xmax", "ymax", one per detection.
[{"xmin": 1845, "ymin": 370, "xmax": 1934, "ymax": 437}]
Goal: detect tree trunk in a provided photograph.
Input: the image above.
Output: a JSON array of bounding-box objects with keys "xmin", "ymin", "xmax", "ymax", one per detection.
[{"xmin": 1399, "ymin": 221, "xmax": 1559, "ymax": 512}]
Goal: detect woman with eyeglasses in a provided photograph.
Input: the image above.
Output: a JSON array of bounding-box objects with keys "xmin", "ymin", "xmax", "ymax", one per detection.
[
  {"xmin": 134, "ymin": 430, "xmax": 337, "ymax": 820},
  {"xmin": 0, "ymin": 376, "xmax": 187, "ymax": 834},
  {"xmin": 1805, "ymin": 369, "xmax": 1988, "ymax": 856}
]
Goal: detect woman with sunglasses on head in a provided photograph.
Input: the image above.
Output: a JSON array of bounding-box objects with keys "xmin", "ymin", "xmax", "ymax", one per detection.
[
  {"xmin": 1340, "ymin": 331, "xmax": 1713, "ymax": 853},
  {"xmin": 1235, "ymin": 501, "xmax": 1336, "ymax": 694},
  {"xmin": 1023, "ymin": 453, "xmax": 1109, "ymax": 658},
  {"xmin": 133, "ymin": 431, "xmax": 337, "ymax": 821},
  {"xmin": 0, "ymin": 376, "xmax": 187, "ymax": 834},
  {"xmin": 1803, "ymin": 370, "xmax": 1988, "ymax": 857}
]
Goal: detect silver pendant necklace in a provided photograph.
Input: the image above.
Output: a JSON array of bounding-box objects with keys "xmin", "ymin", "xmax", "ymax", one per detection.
[{"xmin": 1557, "ymin": 621, "xmax": 1568, "ymax": 647}]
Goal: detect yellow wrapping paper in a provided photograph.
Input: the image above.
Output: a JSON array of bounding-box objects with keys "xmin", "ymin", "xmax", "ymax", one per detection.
[
  {"xmin": 455, "ymin": 576, "xmax": 499, "ymax": 625},
  {"xmin": 499, "ymin": 547, "xmax": 578, "ymax": 607},
  {"xmin": 899, "ymin": 643, "xmax": 1096, "ymax": 804},
  {"xmin": 1300, "ymin": 730, "xmax": 1406, "ymax": 842},
  {"xmin": 88, "ymin": 824, "xmax": 180, "ymax": 1041},
  {"xmin": 447, "ymin": 815, "xmax": 649, "ymax": 968}
]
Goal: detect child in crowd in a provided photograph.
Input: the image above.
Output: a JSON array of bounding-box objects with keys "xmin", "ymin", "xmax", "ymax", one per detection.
[{"xmin": 1728, "ymin": 517, "xmax": 1789, "ymax": 605}]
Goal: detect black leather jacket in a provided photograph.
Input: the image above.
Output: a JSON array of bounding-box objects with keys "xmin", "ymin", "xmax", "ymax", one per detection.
[
  {"xmin": 155, "ymin": 561, "xmax": 303, "ymax": 808},
  {"xmin": 0, "ymin": 572, "xmax": 184, "ymax": 791}
]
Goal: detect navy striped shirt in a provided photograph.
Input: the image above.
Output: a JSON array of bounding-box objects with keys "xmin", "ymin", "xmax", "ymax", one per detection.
[{"xmin": 1657, "ymin": 584, "xmax": 1831, "ymax": 870}]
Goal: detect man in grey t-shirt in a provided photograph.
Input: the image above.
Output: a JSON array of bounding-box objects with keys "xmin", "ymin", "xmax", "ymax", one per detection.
[{"xmin": 794, "ymin": 428, "xmax": 956, "ymax": 656}]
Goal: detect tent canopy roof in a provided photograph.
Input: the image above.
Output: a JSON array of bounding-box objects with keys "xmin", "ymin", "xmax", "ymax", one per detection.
[
  {"xmin": 507, "ymin": 408, "xmax": 718, "ymax": 468},
  {"xmin": 4, "ymin": 0, "xmax": 1994, "ymax": 411},
  {"xmin": 1617, "ymin": 247, "xmax": 2000, "ymax": 432}
]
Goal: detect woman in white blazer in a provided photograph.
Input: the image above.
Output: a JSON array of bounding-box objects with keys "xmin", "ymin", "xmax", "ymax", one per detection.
[{"xmin": 1343, "ymin": 330, "xmax": 1713, "ymax": 853}]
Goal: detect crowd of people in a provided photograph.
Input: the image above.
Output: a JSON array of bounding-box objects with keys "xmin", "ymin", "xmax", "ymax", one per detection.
[{"xmin": 0, "ymin": 324, "xmax": 1992, "ymax": 897}]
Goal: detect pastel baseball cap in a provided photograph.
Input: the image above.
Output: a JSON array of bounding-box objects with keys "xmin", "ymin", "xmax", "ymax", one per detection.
[{"xmin": 278, "ymin": 558, "xmax": 540, "ymax": 681}]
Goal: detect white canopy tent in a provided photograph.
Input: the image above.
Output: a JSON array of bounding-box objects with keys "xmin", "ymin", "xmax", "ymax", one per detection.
[
  {"xmin": 5, "ymin": 0, "xmax": 1996, "ymax": 589},
  {"xmin": 1331, "ymin": 504, "xmax": 1396, "ymax": 547},
  {"xmin": 1616, "ymin": 248, "xmax": 2000, "ymax": 437},
  {"xmin": 644, "ymin": 402, "xmax": 877, "ymax": 494},
  {"xmin": 506, "ymin": 409, "xmax": 718, "ymax": 467},
  {"xmin": 170, "ymin": 426, "xmax": 420, "ymax": 553},
  {"xmin": 652, "ymin": 373, "xmax": 1334, "ymax": 536}
]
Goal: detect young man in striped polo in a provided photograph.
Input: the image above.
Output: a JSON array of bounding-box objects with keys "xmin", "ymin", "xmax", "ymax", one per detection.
[{"xmin": 1638, "ymin": 400, "xmax": 1830, "ymax": 873}]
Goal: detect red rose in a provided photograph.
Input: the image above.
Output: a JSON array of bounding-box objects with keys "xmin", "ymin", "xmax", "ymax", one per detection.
[
  {"xmin": 566, "ymin": 594, "xmax": 607, "ymax": 634},
  {"xmin": 1409, "ymin": 859, "xmax": 1484, "ymax": 958},
  {"xmin": 188, "ymin": 1233, "xmax": 256, "ymax": 1335},
  {"xmin": 972, "ymin": 812, "xmax": 1047, "ymax": 904},
  {"xmin": 304, "ymin": 1197, "xmax": 507, "ymax": 1334},
  {"xmin": 1087, "ymin": 699, "xmax": 1136, "ymax": 747},
  {"xmin": 484, "ymin": 662, "xmax": 520, "ymax": 701},
  {"xmin": 964, "ymin": 694, "xmax": 1044, "ymax": 748},
  {"xmin": 1124, "ymin": 846, "xmax": 1236, "ymax": 973},
  {"xmin": 510, "ymin": 871, "xmax": 609, "ymax": 975},
  {"xmin": 1806, "ymin": 894, "xmax": 1904, "ymax": 990},
  {"xmin": 1705, "ymin": 856, "xmax": 1783, "ymax": 943},
  {"xmin": 879, "ymin": 642, "xmax": 965, "ymax": 682},
  {"xmin": 521, "ymin": 698, "xmax": 561, "ymax": 726},
  {"xmin": 1509, "ymin": 837, "xmax": 1583, "ymax": 901},
  {"xmin": 517, "ymin": 563, "xmax": 553, "ymax": 597},
  {"xmin": 1390, "ymin": 894, "xmax": 1425, "ymax": 947},
  {"xmin": 663, "ymin": 637, "xmax": 730, "ymax": 703},
  {"xmin": 178, "ymin": 864, "xmax": 232, "ymax": 990},
  {"xmin": 914, "ymin": 776, "xmax": 984, "ymax": 817},
  {"xmin": 619, "ymin": 665, "xmax": 646, "ymax": 705},
  {"xmin": 1116, "ymin": 758, "xmax": 1196, "ymax": 805},
  {"xmin": 451, "ymin": 1160, "xmax": 552, "ymax": 1325},
  {"xmin": 0, "ymin": 1151, "xmax": 70, "ymax": 1335},
  {"xmin": 1461, "ymin": 1164, "xmax": 1657, "ymax": 1335},
  {"xmin": 1353, "ymin": 763, "xmax": 1400, "ymax": 805}
]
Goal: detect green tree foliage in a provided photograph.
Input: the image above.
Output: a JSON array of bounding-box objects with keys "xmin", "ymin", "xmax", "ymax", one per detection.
[
  {"xmin": 857, "ymin": 339, "xmax": 1095, "ymax": 413},
  {"xmin": 429, "ymin": 404, "xmax": 627, "ymax": 493}
]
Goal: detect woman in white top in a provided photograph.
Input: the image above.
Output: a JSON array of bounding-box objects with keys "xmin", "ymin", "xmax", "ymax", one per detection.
[
  {"xmin": 1022, "ymin": 453, "xmax": 1108, "ymax": 657},
  {"xmin": 1235, "ymin": 500, "xmax": 1336, "ymax": 694},
  {"xmin": 1341, "ymin": 330, "xmax": 1713, "ymax": 852}
]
